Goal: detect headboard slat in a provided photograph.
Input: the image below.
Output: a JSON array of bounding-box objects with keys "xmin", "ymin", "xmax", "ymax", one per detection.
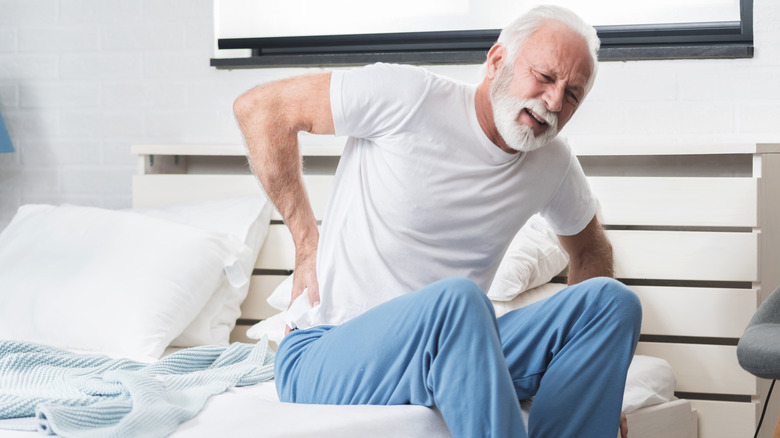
[
  {"xmin": 636, "ymin": 342, "xmax": 754, "ymax": 395},
  {"xmin": 635, "ymin": 286, "xmax": 758, "ymax": 338},
  {"xmin": 609, "ymin": 230, "xmax": 758, "ymax": 282},
  {"xmin": 256, "ymin": 225, "xmax": 296, "ymax": 270},
  {"xmin": 590, "ymin": 176, "xmax": 757, "ymax": 227},
  {"xmin": 132, "ymin": 175, "xmax": 262, "ymax": 208}
]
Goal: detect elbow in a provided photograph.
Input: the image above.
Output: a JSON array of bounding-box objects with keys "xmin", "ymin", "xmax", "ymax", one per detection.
[
  {"xmin": 233, "ymin": 86, "xmax": 299, "ymax": 134},
  {"xmin": 234, "ymin": 84, "xmax": 279, "ymax": 129},
  {"xmin": 233, "ymin": 89, "xmax": 258, "ymax": 125}
]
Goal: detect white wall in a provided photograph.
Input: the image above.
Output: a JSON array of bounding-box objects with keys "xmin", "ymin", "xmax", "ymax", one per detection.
[{"xmin": 1, "ymin": 0, "xmax": 779, "ymax": 231}]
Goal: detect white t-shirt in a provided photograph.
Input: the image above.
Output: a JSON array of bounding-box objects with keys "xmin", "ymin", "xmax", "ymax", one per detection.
[{"xmin": 304, "ymin": 63, "xmax": 596, "ymax": 328}]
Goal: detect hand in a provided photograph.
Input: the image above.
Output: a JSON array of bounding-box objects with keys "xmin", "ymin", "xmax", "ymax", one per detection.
[
  {"xmin": 284, "ymin": 246, "xmax": 320, "ymax": 336},
  {"xmin": 619, "ymin": 412, "xmax": 628, "ymax": 438}
]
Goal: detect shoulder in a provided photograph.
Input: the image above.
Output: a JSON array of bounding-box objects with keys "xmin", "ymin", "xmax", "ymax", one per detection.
[
  {"xmin": 526, "ymin": 136, "xmax": 575, "ymax": 170},
  {"xmin": 331, "ymin": 63, "xmax": 441, "ymax": 138},
  {"xmin": 333, "ymin": 63, "xmax": 433, "ymax": 97}
]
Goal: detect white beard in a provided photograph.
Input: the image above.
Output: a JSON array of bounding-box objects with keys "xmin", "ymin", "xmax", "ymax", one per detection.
[{"xmin": 489, "ymin": 65, "xmax": 559, "ymax": 152}]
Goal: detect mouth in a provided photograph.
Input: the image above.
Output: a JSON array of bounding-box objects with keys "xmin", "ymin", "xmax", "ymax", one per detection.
[
  {"xmin": 518, "ymin": 107, "xmax": 551, "ymax": 137},
  {"xmin": 523, "ymin": 108, "xmax": 548, "ymax": 126}
]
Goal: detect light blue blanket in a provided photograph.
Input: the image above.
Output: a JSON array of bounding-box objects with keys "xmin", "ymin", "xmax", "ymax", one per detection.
[{"xmin": 0, "ymin": 339, "xmax": 274, "ymax": 437}]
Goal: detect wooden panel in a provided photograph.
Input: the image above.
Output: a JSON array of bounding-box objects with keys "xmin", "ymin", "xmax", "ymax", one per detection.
[
  {"xmin": 240, "ymin": 275, "xmax": 287, "ymax": 320},
  {"xmin": 589, "ymin": 177, "xmax": 757, "ymax": 227},
  {"xmin": 256, "ymin": 225, "xmax": 296, "ymax": 270},
  {"xmin": 636, "ymin": 342, "xmax": 757, "ymax": 395},
  {"xmin": 132, "ymin": 174, "xmax": 262, "ymax": 208},
  {"xmin": 568, "ymin": 137, "xmax": 779, "ymax": 156},
  {"xmin": 624, "ymin": 400, "xmax": 697, "ymax": 438},
  {"xmin": 758, "ymin": 153, "xmax": 780, "ymax": 301},
  {"xmin": 608, "ymin": 230, "xmax": 758, "ymax": 282},
  {"xmin": 688, "ymin": 400, "xmax": 758, "ymax": 438},
  {"xmin": 634, "ymin": 286, "xmax": 758, "ymax": 338}
]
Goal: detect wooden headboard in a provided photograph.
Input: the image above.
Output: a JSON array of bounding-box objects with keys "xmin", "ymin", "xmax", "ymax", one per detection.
[{"xmin": 132, "ymin": 139, "xmax": 780, "ymax": 438}]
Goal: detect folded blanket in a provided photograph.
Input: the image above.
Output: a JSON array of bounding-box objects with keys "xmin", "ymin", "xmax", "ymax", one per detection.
[{"xmin": 0, "ymin": 339, "xmax": 274, "ymax": 438}]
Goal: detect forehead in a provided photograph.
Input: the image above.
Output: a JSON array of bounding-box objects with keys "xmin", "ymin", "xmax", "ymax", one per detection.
[{"xmin": 516, "ymin": 20, "xmax": 593, "ymax": 89}]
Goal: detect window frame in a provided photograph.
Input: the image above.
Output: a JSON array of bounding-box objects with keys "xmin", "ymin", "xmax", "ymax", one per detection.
[{"xmin": 210, "ymin": 0, "xmax": 753, "ymax": 68}]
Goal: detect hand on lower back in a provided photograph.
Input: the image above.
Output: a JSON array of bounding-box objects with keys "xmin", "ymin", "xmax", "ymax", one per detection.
[{"xmin": 285, "ymin": 250, "xmax": 320, "ymax": 335}]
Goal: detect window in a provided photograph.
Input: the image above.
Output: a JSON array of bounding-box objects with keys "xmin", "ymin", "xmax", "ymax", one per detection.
[{"xmin": 211, "ymin": 0, "xmax": 753, "ymax": 68}]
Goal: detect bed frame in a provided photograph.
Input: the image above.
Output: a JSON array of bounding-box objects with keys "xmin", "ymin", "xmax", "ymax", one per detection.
[{"xmin": 132, "ymin": 138, "xmax": 780, "ymax": 438}]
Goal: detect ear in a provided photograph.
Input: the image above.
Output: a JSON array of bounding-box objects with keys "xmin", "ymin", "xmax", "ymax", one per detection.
[{"xmin": 485, "ymin": 43, "xmax": 507, "ymax": 80}]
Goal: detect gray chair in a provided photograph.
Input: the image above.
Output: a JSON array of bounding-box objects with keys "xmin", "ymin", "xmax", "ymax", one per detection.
[{"xmin": 738, "ymin": 285, "xmax": 780, "ymax": 438}]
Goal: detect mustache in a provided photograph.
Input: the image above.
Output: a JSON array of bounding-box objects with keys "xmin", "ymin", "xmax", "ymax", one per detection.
[{"xmin": 514, "ymin": 98, "xmax": 558, "ymax": 130}]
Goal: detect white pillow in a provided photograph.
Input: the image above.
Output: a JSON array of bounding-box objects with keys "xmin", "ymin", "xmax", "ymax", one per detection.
[
  {"xmin": 622, "ymin": 355, "xmax": 676, "ymax": 413},
  {"xmin": 0, "ymin": 204, "xmax": 253, "ymax": 361},
  {"xmin": 487, "ymin": 214, "xmax": 569, "ymax": 302},
  {"xmin": 132, "ymin": 196, "xmax": 272, "ymax": 347}
]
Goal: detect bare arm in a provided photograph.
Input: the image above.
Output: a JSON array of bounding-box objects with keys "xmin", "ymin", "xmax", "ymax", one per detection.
[
  {"xmin": 233, "ymin": 72, "xmax": 335, "ymax": 324},
  {"xmin": 557, "ymin": 215, "xmax": 614, "ymax": 285}
]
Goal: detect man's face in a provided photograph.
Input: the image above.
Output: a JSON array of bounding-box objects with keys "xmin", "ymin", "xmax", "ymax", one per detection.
[{"xmin": 490, "ymin": 20, "xmax": 593, "ymax": 152}]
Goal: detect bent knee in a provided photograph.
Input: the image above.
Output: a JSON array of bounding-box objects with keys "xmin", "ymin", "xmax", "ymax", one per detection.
[
  {"xmin": 437, "ymin": 276, "xmax": 487, "ymax": 301},
  {"xmin": 581, "ymin": 277, "xmax": 642, "ymax": 326},
  {"xmin": 421, "ymin": 277, "xmax": 492, "ymax": 315}
]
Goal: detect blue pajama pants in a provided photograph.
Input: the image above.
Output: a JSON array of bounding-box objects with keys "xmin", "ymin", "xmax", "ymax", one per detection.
[{"xmin": 275, "ymin": 277, "xmax": 642, "ymax": 438}]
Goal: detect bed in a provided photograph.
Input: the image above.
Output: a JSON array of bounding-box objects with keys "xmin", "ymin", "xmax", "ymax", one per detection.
[{"xmin": 1, "ymin": 137, "xmax": 778, "ymax": 437}]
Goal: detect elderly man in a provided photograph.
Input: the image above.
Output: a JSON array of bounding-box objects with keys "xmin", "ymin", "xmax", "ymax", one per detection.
[{"xmin": 234, "ymin": 5, "xmax": 641, "ymax": 438}]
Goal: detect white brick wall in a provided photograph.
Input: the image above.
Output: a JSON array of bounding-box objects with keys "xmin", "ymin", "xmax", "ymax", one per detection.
[{"xmin": 1, "ymin": 0, "xmax": 779, "ymax": 231}]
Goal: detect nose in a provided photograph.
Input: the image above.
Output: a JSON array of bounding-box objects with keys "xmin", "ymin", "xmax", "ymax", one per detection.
[{"xmin": 543, "ymin": 84, "xmax": 564, "ymax": 113}]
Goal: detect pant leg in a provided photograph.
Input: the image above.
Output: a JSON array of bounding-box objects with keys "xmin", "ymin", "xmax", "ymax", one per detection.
[
  {"xmin": 497, "ymin": 277, "xmax": 642, "ymax": 438},
  {"xmin": 275, "ymin": 277, "xmax": 526, "ymax": 438}
]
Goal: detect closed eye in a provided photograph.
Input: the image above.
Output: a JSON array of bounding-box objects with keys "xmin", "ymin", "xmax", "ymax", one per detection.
[
  {"xmin": 532, "ymin": 68, "xmax": 553, "ymax": 84},
  {"xmin": 566, "ymin": 89, "xmax": 581, "ymax": 105}
]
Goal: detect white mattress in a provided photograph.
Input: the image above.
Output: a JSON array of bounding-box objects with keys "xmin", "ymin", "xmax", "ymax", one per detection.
[
  {"xmin": 173, "ymin": 382, "xmax": 452, "ymax": 438},
  {"xmin": 173, "ymin": 384, "xmax": 697, "ymax": 438},
  {"xmin": 175, "ymin": 382, "xmax": 698, "ymax": 438}
]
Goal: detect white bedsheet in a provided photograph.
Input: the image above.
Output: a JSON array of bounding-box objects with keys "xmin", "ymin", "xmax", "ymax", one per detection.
[{"xmin": 0, "ymin": 379, "xmax": 692, "ymax": 438}]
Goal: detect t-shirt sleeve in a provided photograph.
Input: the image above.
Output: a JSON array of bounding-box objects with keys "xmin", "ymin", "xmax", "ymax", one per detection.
[
  {"xmin": 330, "ymin": 63, "xmax": 432, "ymax": 140},
  {"xmin": 540, "ymin": 152, "xmax": 597, "ymax": 236}
]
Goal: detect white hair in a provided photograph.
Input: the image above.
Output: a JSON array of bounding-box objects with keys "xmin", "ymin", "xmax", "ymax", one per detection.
[{"xmin": 492, "ymin": 5, "xmax": 600, "ymax": 94}]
